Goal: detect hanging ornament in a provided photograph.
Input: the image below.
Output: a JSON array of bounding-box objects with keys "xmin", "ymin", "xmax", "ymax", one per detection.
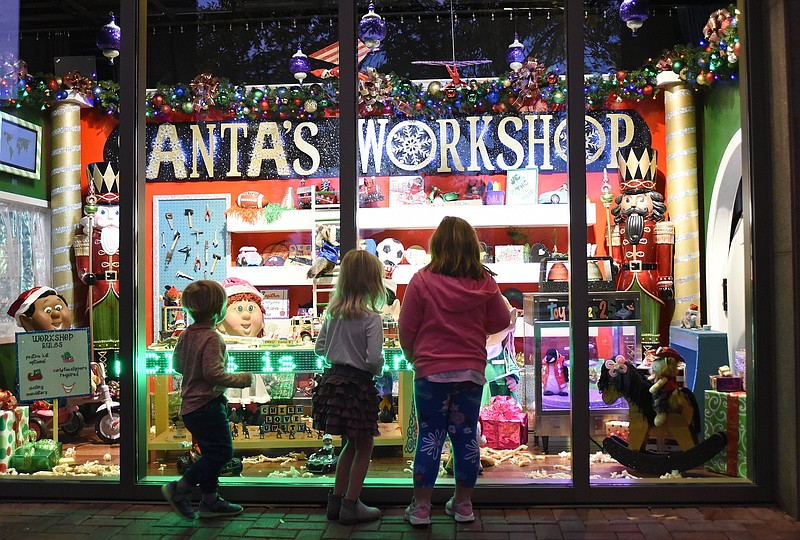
[
  {"xmin": 96, "ymin": 12, "xmax": 121, "ymax": 64},
  {"xmin": 289, "ymin": 45, "xmax": 310, "ymax": 85},
  {"xmin": 358, "ymin": 3, "xmax": 387, "ymax": 50},
  {"xmin": 619, "ymin": 0, "xmax": 649, "ymax": 37},
  {"xmin": 189, "ymin": 72, "xmax": 219, "ymax": 112},
  {"xmin": 506, "ymin": 34, "xmax": 526, "ymax": 72}
]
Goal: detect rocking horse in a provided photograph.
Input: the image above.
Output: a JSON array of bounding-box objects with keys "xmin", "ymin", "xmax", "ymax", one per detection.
[{"xmin": 597, "ymin": 350, "xmax": 726, "ymax": 474}]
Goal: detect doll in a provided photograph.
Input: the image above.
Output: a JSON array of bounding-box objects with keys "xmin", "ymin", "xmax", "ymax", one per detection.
[
  {"xmin": 542, "ymin": 348, "xmax": 569, "ymax": 396},
  {"xmin": 648, "ymin": 346, "xmax": 682, "ymax": 426}
]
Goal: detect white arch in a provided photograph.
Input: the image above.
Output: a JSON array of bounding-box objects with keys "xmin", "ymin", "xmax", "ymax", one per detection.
[{"xmin": 705, "ymin": 129, "xmax": 743, "ymax": 364}]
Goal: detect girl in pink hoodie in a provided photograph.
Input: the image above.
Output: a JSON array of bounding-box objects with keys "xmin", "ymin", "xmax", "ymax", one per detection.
[{"xmin": 399, "ymin": 216, "xmax": 514, "ymax": 526}]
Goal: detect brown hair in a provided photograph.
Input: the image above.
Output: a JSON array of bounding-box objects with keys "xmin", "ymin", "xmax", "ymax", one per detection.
[
  {"xmin": 181, "ymin": 280, "xmax": 226, "ymax": 324},
  {"xmin": 426, "ymin": 216, "xmax": 488, "ymax": 279},
  {"xmin": 327, "ymin": 250, "xmax": 386, "ymax": 320}
]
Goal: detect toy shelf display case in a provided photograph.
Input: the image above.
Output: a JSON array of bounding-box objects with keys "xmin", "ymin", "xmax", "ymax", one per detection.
[
  {"xmin": 144, "ymin": 346, "xmax": 414, "ymax": 460},
  {"xmin": 522, "ymin": 291, "xmax": 641, "ymax": 452}
]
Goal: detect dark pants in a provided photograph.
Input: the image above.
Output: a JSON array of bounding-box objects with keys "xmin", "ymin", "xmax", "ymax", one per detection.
[{"xmin": 182, "ymin": 396, "xmax": 233, "ymax": 494}]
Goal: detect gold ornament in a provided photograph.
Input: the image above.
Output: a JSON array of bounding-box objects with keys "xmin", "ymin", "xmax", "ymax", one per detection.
[
  {"xmin": 304, "ymin": 99, "xmax": 318, "ymax": 113},
  {"xmin": 427, "ymin": 81, "xmax": 442, "ymax": 96}
]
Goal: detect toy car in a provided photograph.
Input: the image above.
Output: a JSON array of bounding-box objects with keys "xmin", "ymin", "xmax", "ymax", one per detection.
[{"xmin": 538, "ymin": 184, "xmax": 569, "ymax": 204}]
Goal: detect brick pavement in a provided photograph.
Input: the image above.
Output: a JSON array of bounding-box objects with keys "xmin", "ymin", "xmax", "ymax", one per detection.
[{"xmin": 0, "ymin": 502, "xmax": 798, "ymax": 539}]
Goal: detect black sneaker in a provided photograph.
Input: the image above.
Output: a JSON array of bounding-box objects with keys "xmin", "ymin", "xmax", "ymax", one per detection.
[
  {"xmin": 199, "ymin": 496, "xmax": 244, "ymax": 518},
  {"xmin": 161, "ymin": 481, "xmax": 197, "ymax": 521}
]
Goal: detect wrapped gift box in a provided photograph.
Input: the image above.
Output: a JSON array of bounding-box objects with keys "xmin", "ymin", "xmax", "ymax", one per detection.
[
  {"xmin": 479, "ymin": 395, "xmax": 529, "ymax": 450},
  {"xmin": 709, "ymin": 375, "xmax": 744, "ymax": 392},
  {"xmin": 10, "ymin": 439, "xmax": 63, "ymax": 473},
  {"xmin": 704, "ymin": 390, "xmax": 747, "ymax": 477},
  {"xmin": 0, "ymin": 409, "xmax": 17, "ymax": 472},
  {"xmin": 14, "ymin": 405, "xmax": 29, "ymax": 448},
  {"xmin": 605, "ymin": 420, "xmax": 630, "ymax": 442}
]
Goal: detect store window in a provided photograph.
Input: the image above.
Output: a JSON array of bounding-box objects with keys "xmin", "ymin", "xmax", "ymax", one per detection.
[{"xmin": 0, "ymin": 2, "xmax": 123, "ymax": 482}]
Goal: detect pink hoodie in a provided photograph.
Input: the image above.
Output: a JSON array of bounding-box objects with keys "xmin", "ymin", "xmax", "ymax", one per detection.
[{"xmin": 399, "ymin": 268, "xmax": 512, "ymax": 379}]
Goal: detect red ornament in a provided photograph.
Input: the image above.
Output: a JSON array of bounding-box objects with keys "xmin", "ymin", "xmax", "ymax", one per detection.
[
  {"xmin": 616, "ymin": 70, "xmax": 627, "ymax": 82},
  {"xmin": 259, "ymin": 100, "xmax": 270, "ymax": 111},
  {"xmin": 161, "ymin": 104, "xmax": 172, "ymax": 115},
  {"xmin": 46, "ymin": 78, "xmax": 59, "ymax": 91},
  {"xmin": 546, "ymin": 72, "xmax": 558, "ymax": 85},
  {"xmin": 152, "ymin": 94, "xmax": 163, "ymax": 107},
  {"xmin": 415, "ymin": 101, "xmax": 423, "ymax": 111},
  {"xmin": 642, "ymin": 85, "xmax": 654, "ymax": 97},
  {"xmin": 705, "ymin": 72, "xmax": 715, "ymax": 83},
  {"xmin": 294, "ymin": 98, "xmax": 302, "ymax": 106},
  {"xmin": 733, "ymin": 42, "xmax": 741, "ymax": 56}
]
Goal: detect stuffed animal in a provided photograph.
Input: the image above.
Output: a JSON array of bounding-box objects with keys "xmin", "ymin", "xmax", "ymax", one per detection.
[
  {"xmin": 648, "ymin": 346, "xmax": 682, "ymax": 426},
  {"xmin": 307, "ymin": 224, "xmax": 340, "ymax": 279},
  {"xmin": 163, "ymin": 285, "xmax": 181, "ymax": 306},
  {"xmin": 680, "ymin": 303, "xmax": 700, "ymax": 329},
  {"xmin": 542, "ymin": 348, "xmax": 569, "ymax": 396}
]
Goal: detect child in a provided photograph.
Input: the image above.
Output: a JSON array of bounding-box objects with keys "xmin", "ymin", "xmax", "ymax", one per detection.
[
  {"xmin": 161, "ymin": 280, "xmax": 253, "ymax": 521},
  {"xmin": 399, "ymin": 216, "xmax": 514, "ymax": 526},
  {"xmin": 312, "ymin": 249, "xmax": 386, "ymax": 524}
]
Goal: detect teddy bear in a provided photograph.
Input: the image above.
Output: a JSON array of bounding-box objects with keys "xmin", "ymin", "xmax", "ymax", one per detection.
[
  {"xmin": 680, "ymin": 303, "xmax": 700, "ymax": 329},
  {"xmin": 647, "ymin": 346, "xmax": 683, "ymax": 426},
  {"xmin": 307, "ymin": 224, "xmax": 340, "ymax": 279}
]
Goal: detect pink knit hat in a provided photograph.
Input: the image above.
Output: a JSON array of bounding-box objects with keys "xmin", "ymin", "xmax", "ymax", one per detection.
[{"xmin": 220, "ymin": 277, "xmax": 263, "ymax": 300}]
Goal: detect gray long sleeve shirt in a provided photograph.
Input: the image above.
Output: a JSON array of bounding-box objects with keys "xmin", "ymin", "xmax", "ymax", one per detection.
[{"xmin": 314, "ymin": 311, "xmax": 384, "ymax": 376}]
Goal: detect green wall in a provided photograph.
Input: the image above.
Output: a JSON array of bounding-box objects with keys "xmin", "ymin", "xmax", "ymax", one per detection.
[
  {"xmin": 701, "ymin": 83, "xmax": 741, "ymax": 228},
  {"xmin": 0, "ymin": 109, "xmax": 47, "ymax": 201}
]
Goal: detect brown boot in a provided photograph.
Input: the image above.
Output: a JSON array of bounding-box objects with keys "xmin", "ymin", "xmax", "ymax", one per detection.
[{"xmin": 339, "ymin": 497, "xmax": 381, "ymax": 524}]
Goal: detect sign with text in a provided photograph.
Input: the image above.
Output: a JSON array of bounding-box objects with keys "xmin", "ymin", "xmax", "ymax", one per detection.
[{"xmin": 16, "ymin": 329, "xmax": 92, "ymax": 402}]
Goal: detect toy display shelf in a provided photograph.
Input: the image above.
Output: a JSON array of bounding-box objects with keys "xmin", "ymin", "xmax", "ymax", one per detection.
[
  {"xmin": 146, "ymin": 346, "xmax": 415, "ymax": 458},
  {"xmin": 226, "ymin": 203, "xmax": 596, "ymax": 232},
  {"xmin": 228, "ymin": 261, "xmax": 543, "ymax": 285}
]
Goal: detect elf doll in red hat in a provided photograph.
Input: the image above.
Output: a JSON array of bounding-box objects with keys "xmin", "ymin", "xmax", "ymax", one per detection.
[{"xmin": 7, "ymin": 286, "xmax": 73, "ymax": 332}]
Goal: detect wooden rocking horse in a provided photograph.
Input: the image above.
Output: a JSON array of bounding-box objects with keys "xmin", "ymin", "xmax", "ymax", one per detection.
[{"xmin": 597, "ymin": 350, "xmax": 726, "ymax": 474}]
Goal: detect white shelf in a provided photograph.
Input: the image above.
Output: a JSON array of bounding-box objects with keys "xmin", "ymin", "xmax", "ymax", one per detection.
[
  {"xmin": 226, "ymin": 204, "xmax": 596, "ymax": 233},
  {"xmin": 229, "ymin": 262, "xmax": 541, "ymax": 286}
]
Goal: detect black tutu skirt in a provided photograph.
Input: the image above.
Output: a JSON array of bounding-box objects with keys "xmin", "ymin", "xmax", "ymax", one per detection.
[{"xmin": 312, "ymin": 364, "xmax": 380, "ymax": 438}]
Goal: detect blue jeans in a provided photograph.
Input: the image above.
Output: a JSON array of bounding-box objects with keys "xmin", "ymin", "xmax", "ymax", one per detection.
[
  {"xmin": 413, "ymin": 377, "xmax": 483, "ymax": 488},
  {"xmin": 181, "ymin": 396, "xmax": 233, "ymax": 494}
]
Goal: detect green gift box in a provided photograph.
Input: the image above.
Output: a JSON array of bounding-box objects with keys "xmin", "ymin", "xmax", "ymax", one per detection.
[
  {"xmin": 10, "ymin": 439, "xmax": 63, "ymax": 473},
  {"xmin": 704, "ymin": 390, "xmax": 747, "ymax": 477}
]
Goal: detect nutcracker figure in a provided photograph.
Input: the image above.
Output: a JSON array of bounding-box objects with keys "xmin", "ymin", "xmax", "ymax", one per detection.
[
  {"xmin": 610, "ymin": 147, "xmax": 675, "ymax": 354},
  {"xmin": 74, "ymin": 162, "xmax": 120, "ymax": 352}
]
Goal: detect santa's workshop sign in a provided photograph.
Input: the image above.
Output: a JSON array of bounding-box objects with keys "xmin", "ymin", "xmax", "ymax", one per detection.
[{"xmin": 143, "ymin": 110, "xmax": 652, "ymax": 181}]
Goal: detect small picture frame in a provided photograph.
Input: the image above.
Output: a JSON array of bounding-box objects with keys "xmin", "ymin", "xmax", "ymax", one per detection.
[
  {"xmin": 506, "ymin": 168, "xmax": 539, "ymax": 205},
  {"xmin": 0, "ymin": 111, "xmax": 42, "ymax": 180}
]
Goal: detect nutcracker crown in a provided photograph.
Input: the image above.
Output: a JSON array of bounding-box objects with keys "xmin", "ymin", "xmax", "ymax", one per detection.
[
  {"xmin": 86, "ymin": 161, "xmax": 119, "ymax": 204},
  {"xmin": 617, "ymin": 147, "xmax": 657, "ymax": 193}
]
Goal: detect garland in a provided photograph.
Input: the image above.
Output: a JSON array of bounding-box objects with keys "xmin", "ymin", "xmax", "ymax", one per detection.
[{"xmin": 0, "ymin": 5, "xmax": 738, "ymax": 120}]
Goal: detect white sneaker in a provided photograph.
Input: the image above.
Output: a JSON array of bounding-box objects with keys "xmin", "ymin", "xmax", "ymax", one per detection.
[
  {"xmin": 444, "ymin": 496, "xmax": 474, "ymax": 523},
  {"xmin": 404, "ymin": 499, "xmax": 431, "ymax": 526}
]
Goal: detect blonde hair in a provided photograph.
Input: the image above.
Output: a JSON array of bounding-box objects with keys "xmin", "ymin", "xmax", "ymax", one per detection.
[
  {"xmin": 327, "ymin": 250, "xmax": 386, "ymax": 319},
  {"xmin": 427, "ymin": 216, "xmax": 488, "ymax": 279},
  {"xmin": 181, "ymin": 280, "xmax": 226, "ymax": 323}
]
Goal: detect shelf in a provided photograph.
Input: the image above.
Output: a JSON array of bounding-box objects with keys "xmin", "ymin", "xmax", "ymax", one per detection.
[
  {"xmin": 226, "ymin": 204, "xmax": 596, "ymax": 233},
  {"xmin": 230, "ymin": 262, "xmax": 542, "ymax": 285},
  {"xmin": 148, "ymin": 423, "xmax": 403, "ymax": 450}
]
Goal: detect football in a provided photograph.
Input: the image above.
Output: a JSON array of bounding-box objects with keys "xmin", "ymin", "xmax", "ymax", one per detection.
[
  {"xmin": 377, "ymin": 237, "xmax": 405, "ymax": 266},
  {"xmin": 237, "ymin": 190, "xmax": 266, "ymax": 208}
]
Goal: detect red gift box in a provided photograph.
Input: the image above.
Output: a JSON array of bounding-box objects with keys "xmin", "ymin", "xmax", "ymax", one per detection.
[{"xmin": 479, "ymin": 396, "xmax": 529, "ymax": 450}]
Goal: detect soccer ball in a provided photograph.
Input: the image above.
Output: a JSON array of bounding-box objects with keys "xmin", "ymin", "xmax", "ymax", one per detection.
[{"xmin": 377, "ymin": 237, "xmax": 405, "ymax": 266}]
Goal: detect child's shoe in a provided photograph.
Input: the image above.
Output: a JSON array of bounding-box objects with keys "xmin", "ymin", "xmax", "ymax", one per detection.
[
  {"xmin": 444, "ymin": 496, "xmax": 474, "ymax": 523},
  {"xmin": 161, "ymin": 481, "xmax": 197, "ymax": 521},
  {"xmin": 198, "ymin": 495, "xmax": 244, "ymax": 518},
  {"xmin": 326, "ymin": 492, "xmax": 343, "ymax": 520},
  {"xmin": 404, "ymin": 499, "xmax": 431, "ymax": 526},
  {"xmin": 339, "ymin": 498, "xmax": 381, "ymax": 524}
]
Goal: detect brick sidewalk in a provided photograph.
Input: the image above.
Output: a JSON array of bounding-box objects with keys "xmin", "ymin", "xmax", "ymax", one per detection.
[{"xmin": 1, "ymin": 502, "xmax": 798, "ymax": 539}]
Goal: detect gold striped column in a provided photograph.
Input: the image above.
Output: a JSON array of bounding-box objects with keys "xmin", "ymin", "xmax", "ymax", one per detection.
[
  {"xmin": 50, "ymin": 102, "xmax": 85, "ymax": 313},
  {"xmin": 657, "ymin": 72, "xmax": 701, "ymax": 324}
]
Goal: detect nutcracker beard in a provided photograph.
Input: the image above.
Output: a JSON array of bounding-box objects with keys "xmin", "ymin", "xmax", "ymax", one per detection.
[{"xmin": 100, "ymin": 225, "xmax": 119, "ymax": 255}]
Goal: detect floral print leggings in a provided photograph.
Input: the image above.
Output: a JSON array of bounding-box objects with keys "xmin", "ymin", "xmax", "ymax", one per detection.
[{"xmin": 413, "ymin": 377, "xmax": 483, "ymax": 488}]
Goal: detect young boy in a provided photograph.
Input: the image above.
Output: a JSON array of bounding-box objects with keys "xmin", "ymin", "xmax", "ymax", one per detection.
[{"xmin": 161, "ymin": 280, "xmax": 252, "ymax": 520}]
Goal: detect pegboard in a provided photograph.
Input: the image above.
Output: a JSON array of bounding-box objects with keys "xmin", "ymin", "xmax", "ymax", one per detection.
[{"xmin": 152, "ymin": 194, "xmax": 230, "ymax": 336}]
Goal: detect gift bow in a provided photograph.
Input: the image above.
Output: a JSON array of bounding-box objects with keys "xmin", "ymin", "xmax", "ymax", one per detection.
[
  {"xmin": 481, "ymin": 395, "xmax": 525, "ymax": 422},
  {"xmin": 605, "ymin": 357, "xmax": 628, "ymax": 377},
  {"xmin": 62, "ymin": 71, "xmax": 93, "ymax": 96},
  {"xmin": 190, "ymin": 72, "xmax": 220, "ymax": 111}
]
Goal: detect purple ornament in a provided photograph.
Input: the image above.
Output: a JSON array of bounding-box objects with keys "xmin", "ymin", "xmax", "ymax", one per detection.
[
  {"xmin": 96, "ymin": 12, "xmax": 121, "ymax": 64},
  {"xmin": 289, "ymin": 45, "xmax": 310, "ymax": 85},
  {"xmin": 619, "ymin": 0, "xmax": 649, "ymax": 37},
  {"xmin": 358, "ymin": 3, "xmax": 387, "ymax": 50},
  {"xmin": 506, "ymin": 34, "xmax": 526, "ymax": 72}
]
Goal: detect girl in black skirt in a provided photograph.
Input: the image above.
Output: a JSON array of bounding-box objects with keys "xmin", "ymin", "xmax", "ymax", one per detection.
[{"xmin": 312, "ymin": 249, "xmax": 387, "ymax": 524}]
